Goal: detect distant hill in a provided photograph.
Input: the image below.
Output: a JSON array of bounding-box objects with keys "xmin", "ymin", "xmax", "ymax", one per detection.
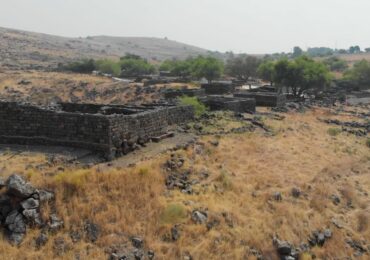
[{"xmin": 0, "ymin": 27, "xmax": 209, "ymax": 70}]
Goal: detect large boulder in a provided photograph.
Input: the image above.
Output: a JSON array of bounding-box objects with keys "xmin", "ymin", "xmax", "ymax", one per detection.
[{"xmin": 6, "ymin": 174, "xmax": 36, "ymax": 199}]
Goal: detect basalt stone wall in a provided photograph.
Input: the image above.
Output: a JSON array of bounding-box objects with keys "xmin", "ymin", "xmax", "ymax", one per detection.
[
  {"xmin": 234, "ymin": 92, "xmax": 286, "ymax": 107},
  {"xmin": 201, "ymin": 83, "xmax": 236, "ymax": 95},
  {"xmin": 200, "ymin": 96, "xmax": 256, "ymax": 113},
  {"xmin": 164, "ymin": 89, "xmax": 206, "ymax": 99},
  {"xmin": 0, "ymin": 102, "xmax": 194, "ymax": 160},
  {"xmin": 0, "ymin": 102, "xmax": 111, "ymax": 154},
  {"xmin": 108, "ymin": 105, "xmax": 194, "ymax": 157}
]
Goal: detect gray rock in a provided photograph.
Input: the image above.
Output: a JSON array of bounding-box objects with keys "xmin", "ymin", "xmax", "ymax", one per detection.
[
  {"xmin": 291, "ymin": 187, "xmax": 301, "ymax": 198},
  {"xmin": 0, "ymin": 177, "xmax": 5, "ymax": 189},
  {"xmin": 5, "ymin": 230, "xmax": 25, "ymax": 245},
  {"xmin": 171, "ymin": 225, "xmax": 180, "ymax": 241},
  {"xmin": 0, "ymin": 195, "xmax": 12, "ymax": 223},
  {"xmin": 131, "ymin": 237, "xmax": 144, "ymax": 249},
  {"xmin": 273, "ymin": 192, "xmax": 283, "ymax": 201},
  {"xmin": 84, "ymin": 221, "xmax": 100, "ymax": 243},
  {"xmin": 324, "ymin": 229, "xmax": 332, "ymax": 239},
  {"xmin": 191, "ymin": 210, "xmax": 208, "ymax": 224},
  {"xmin": 330, "ymin": 194, "xmax": 341, "ymax": 205},
  {"xmin": 49, "ymin": 214, "xmax": 64, "ymax": 232},
  {"xmin": 23, "ymin": 208, "xmax": 43, "ymax": 226},
  {"xmin": 38, "ymin": 190, "xmax": 55, "ymax": 202},
  {"xmin": 21, "ymin": 198, "xmax": 40, "ymax": 210},
  {"xmin": 5, "ymin": 210, "xmax": 27, "ymax": 233},
  {"xmin": 276, "ymin": 240, "xmax": 292, "ymax": 255},
  {"xmin": 6, "ymin": 174, "xmax": 36, "ymax": 199},
  {"xmin": 35, "ymin": 232, "xmax": 48, "ymax": 249}
]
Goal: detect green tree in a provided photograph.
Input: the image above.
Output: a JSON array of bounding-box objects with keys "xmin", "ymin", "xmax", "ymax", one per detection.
[
  {"xmin": 349, "ymin": 46, "xmax": 361, "ymax": 54},
  {"xmin": 95, "ymin": 59, "xmax": 121, "ymax": 76},
  {"xmin": 344, "ymin": 59, "xmax": 370, "ymax": 85},
  {"xmin": 191, "ymin": 56, "xmax": 224, "ymax": 83},
  {"xmin": 273, "ymin": 57, "xmax": 331, "ymax": 96},
  {"xmin": 323, "ymin": 57, "xmax": 348, "ymax": 72},
  {"xmin": 226, "ymin": 55, "xmax": 261, "ymax": 81},
  {"xmin": 257, "ymin": 61, "xmax": 275, "ymax": 85},
  {"xmin": 292, "ymin": 46, "xmax": 303, "ymax": 58},
  {"xmin": 119, "ymin": 56, "xmax": 156, "ymax": 77},
  {"xmin": 365, "ymin": 48, "xmax": 370, "ymax": 53},
  {"xmin": 65, "ymin": 59, "xmax": 96, "ymax": 73}
]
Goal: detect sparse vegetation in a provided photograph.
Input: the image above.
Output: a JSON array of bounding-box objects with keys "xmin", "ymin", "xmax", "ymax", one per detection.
[
  {"xmin": 179, "ymin": 96, "xmax": 207, "ymax": 117},
  {"xmin": 327, "ymin": 127, "xmax": 342, "ymax": 136},
  {"xmin": 160, "ymin": 203, "xmax": 187, "ymax": 224}
]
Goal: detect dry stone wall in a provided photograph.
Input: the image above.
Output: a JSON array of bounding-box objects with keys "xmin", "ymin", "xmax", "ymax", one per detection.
[{"xmin": 0, "ymin": 102, "xmax": 194, "ymax": 160}]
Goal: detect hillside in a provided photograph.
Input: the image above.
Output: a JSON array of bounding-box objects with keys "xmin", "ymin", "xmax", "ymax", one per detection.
[{"xmin": 0, "ymin": 27, "xmax": 209, "ymax": 70}]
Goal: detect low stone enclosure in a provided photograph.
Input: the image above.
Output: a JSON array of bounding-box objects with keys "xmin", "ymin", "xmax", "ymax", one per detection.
[
  {"xmin": 199, "ymin": 96, "xmax": 256, "ymax": 113},
  {"xmin": 201, "ymin": 82, "xmax": 236, "ymax": 95},
  {"xmin": 0, "ymin": 101, "xmax": 194, "ymax": 160},
  {"xmin": 234, "ymin": 92, "xmax": 287, "ymax": 107},
  {"xmin": 163, "ymin": 88, "xmax": 206, "ymax": 99}
]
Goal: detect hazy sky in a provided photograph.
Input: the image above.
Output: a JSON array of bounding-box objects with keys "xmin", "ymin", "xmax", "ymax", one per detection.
[{"xmin": 0, "ymin": 0, "xmax": 369, "ymax": 54}]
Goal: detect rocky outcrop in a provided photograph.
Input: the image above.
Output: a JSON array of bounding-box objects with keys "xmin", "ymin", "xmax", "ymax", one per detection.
[{"xmin": 0, "ymin": 174, "xmax": 60, "ymax": 245}]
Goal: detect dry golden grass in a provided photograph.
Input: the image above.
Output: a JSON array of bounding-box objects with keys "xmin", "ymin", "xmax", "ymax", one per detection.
[{"xmin": 0, "ymin": 107, "xmax": 369, "ymax": 259}]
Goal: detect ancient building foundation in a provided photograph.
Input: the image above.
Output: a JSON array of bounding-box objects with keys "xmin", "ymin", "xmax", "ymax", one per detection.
[{"xmin": 0, "ymin": 102, "xmax": 194, "ymax": 159}]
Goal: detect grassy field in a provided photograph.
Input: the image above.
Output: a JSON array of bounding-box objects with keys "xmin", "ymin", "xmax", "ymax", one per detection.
[{"xmin": 0, "ymin": 106, "xmax": 368, "ymax": 259}]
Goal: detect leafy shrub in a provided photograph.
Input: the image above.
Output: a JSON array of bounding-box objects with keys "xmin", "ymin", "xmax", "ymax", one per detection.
[
  {"xmin": 327, "ymin": 128, "xmax": 341, "ymax": 136},
  {"xmin": 65, "ymin": 59, "xmax": 96, "ymax": 73},
  {"xmin": 95, "ymin": 59, "xmax": 121, "ymax": 76},
  {"xmin": 179, "ymin": 96, "xmax": 207, "ymax": 117},
  {"xmin": 160, "ymin": 203, "xmax": 187, "ymax": 224}
]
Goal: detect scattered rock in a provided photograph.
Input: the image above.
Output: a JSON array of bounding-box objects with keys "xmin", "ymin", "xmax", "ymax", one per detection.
[
  {"xmin": 171, "ymin": 225, "xmax": 180, "ymax": 241},
  {"xmin": 38, "ymin": 189, "xmax": 55, "ymax": 202},
  {"xmin": 85, "ymin": 221, "xmax": 100, "ymax": 243},
  {"xmin": 291, "ymin": 187, "xmax": 301, "ymax": 198},
  {"xmin": 209, "ymin": 140, "xmax": 219, "ymax": 147},
  {"xmin": 330, "ymin": 194, "xmax": 341, "ymax": 205},
  {"xmin": 308, "ymin": 229, "xmax": 332, "ymax": 247},
  {"xmin": 191, "ymin": 210, "xmax": 208, "ymax": 224},
  {"xmin": 273, "ymin": 192, "xmax": 283, "ymax": 201},
  {"xmin": 48, "ymin": 214, "xmax": 64, "ymax": 233},
  {"xmin": 53, "ymin": 237, "xmax": 70, "ymax": 256},
  {"xmin": 35, "ymin": 232, "xmax": 48, "ymax": 249},
  {"xmin": 131, "ymin": 237, "xmax": 144, "ymax": 249}
]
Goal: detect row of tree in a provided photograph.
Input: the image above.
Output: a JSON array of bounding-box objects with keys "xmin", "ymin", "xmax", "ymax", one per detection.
[
  {"xmin": 292, "ymin": 46, "xmax": 370, "ymax": 58},
  {"xmin": 64, "ymin": 52, "xmax": 370, "ymax": 96}
]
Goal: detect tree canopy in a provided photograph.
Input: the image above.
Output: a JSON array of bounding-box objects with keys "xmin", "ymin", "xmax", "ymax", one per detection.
[
  {"xmin": 344, "ymin": 59, "xmax": 370, "ymax": 85},
  {"xmin": 159, "ymin": 56, "xmax": 224, "ymax": 82},
  {"xmin": 225, "ymin": 55, "xmax": 261, "ymax": 81},
  {"xmin": 191, "ymin": 56, "xmax": 224, "ymax": 83},
  {"xmin": 119, "ymin": 56, "xmax": 156, "ymax": 78},
  {"xmin": 257, "ymin": 56, "xmax": 332, "ymax": 96}
]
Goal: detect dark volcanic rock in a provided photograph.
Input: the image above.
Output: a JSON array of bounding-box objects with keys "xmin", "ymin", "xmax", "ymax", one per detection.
[
  {"xmin": 35, "ymin": 232, "xmax": 48, "ymax": 249},
  {"xmin": 85, "ymin": 221, "xmax": 101, "ymax": 243},
  {"xmin": 291, "ymin": 187, "xmax": 301, "ymax": 198}
]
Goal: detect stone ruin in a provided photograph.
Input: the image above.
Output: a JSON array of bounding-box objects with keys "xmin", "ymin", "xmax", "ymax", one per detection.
[
  {"xmin": 0, "ymin": 101, "xmax": 194, "ymax": 160},
  {"xmin": 201, "ymin": 82, "xmax": 236, "ymax": 95},
  {"xmin": 199, "ymin": 96, "xmax": 256, "ymax": 113},
  {"xmin": 234, "ymin": 91, "xmax": 287, "ymax": 107},
  {"xmin": 163, "ymin": 88, "xmax": 206, "ymax": 99}
]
